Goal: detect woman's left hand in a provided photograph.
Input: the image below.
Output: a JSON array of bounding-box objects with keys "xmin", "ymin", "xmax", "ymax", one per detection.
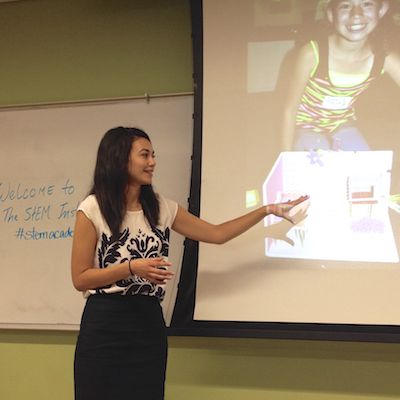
[{"xmin": 267, "ymin": 195, "xmax": 309, "ymax": 224}]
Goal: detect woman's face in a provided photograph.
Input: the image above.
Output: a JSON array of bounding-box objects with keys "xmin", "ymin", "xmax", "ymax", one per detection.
[
  {"xmin": 327, "ymin": 0, "xmax": 388, "ymax": 43},
  {"xmin": 128, "ymin": 137, "xmax": 156, "ymax": 186}
]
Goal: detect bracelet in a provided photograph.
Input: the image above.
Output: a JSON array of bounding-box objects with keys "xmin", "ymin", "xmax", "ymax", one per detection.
[{"xmin": 128, "ymin": 258, "xmax": 134, "ymax": 275}]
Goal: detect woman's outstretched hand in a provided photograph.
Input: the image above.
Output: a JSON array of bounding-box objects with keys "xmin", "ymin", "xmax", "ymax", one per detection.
[
  {"xmin": 267, "ymin": 195, "xmax": 309, "ymax": 224},
  {"xmin": 130, "ymin": 257, "xmax": 174, "ymax": 284}
]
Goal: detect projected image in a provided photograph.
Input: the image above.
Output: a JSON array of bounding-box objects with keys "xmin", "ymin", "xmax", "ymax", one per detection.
[
  {"xmin": 249, "ymin": 0, "xmax": 400, "ymax": 260},
  {"xmin": 248, "ymin": 1, "xmax": 400, "ymax": 149},
  {"xmin": 262, "ymin": 151, "xmax": 399, "ymax": 262},
  {"xmin": 281, "ymin": 0, "xmax": 400, "ymax": 152},
  {"xmin": 191, "ymin": 0, "xmax": 400, "ymax": 325}
]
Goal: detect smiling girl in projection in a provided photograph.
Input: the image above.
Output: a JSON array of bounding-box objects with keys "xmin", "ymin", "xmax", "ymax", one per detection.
[{"xmin": 282, "ymin": 0, "xmax": 400, "ymax": 151}]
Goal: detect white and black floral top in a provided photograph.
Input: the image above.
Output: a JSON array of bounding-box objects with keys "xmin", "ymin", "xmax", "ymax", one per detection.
[{"xmin": 78, "ymin": 194, "xmax": 178, "ymax": 301}]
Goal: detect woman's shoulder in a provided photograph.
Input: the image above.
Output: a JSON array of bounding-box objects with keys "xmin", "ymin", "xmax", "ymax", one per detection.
[
  {"xmin": 157, "ymin": 194, "xmax": 178, "ymax": 223},
  {"xmin": 77, "ymin": 194, "xmax": 101, "ymax": 220},
  {"xmin": 78, "ymin": 194, "xmax": 98, "ymax": 209},
  {"xmin": 157, "ymin": 193, "xmax": 177, "ymax": 211}
]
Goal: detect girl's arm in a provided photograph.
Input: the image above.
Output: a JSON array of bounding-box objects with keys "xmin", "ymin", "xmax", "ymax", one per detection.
[
  {"xmin": 71, "ymin": 211, "xmax": 173, "ymax": 292},
  {"xmin": 282, "ymin": 42, "xmax": 316, "ymax": 150},
  {"xmin": 172, "ymin": 196, "xmax": 308, "ymax": 244},
  {"xmin": 384, "ymin": 52, "xmax": 400, "ymax": 87}
]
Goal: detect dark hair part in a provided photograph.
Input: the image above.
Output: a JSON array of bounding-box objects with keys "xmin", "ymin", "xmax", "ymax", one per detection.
[{"xmin": 90, "ymin": 126, "xmax": 160, "ymax": 237}]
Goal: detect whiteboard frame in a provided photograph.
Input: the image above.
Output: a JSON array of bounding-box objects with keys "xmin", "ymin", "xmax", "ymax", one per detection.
[{"xmin": 0, "ymin": 93, "xmax": 194, "ymax": 331}]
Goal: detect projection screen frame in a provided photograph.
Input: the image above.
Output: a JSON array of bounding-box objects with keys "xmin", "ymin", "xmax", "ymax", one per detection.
[{"xmin": 169, "ymin": 0, "xmax": 400, "ymax": 343}]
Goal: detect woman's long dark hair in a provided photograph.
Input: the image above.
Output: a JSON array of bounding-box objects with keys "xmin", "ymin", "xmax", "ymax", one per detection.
[{"xmin": 90, "ymin": 127, "xmax": 160, "ymax": 238}]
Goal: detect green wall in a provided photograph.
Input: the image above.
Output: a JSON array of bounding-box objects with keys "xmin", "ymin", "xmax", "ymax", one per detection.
[
  {"xmin": 0, "ymin": 0, "xmax": 192, "ymax": 105},
  {"xmin": 1, "ymin": 332, "xmax": 400, "ymax": 400},
  {"xmin": 1, "ymin": 1, "xmax": 400, "ymax": 399}
]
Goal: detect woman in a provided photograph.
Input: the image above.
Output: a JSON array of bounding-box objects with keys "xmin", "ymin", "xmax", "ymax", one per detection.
[{"xmin": 71, "ymin": 126, "xmax": 308, "ymax": 400}]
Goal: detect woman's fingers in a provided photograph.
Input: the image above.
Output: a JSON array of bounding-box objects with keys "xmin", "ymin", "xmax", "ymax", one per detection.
[
  {"xmin": 288, "ymin": 195, "xmax": 309, "ymax": 206},
  {"xmin": 148, "ymin": 265, "xmax": 174, "ymax": 284},
  {"xmin": 131, "ymin": 257, "xmax": 174, "ymax": 284},
  {"xmin": 151, "ymin": 257, "xmax": 172, "ymax": 268},
  {"xmin": 283, "ymin": 195, "xmax": 310, "ymax": 223}
]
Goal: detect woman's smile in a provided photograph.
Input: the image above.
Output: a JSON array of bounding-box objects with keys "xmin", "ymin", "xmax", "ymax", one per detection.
[{"xmin": 128, "ymin": 137, "xmax": 157, "ymax": 185}]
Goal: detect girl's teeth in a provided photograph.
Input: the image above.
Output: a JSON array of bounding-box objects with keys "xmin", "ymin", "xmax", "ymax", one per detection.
[{"xmin": 349, "ymin": 24, "xmax": 365, "ymax": 31}]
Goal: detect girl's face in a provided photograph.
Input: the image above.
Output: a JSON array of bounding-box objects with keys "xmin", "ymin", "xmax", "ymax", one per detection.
[
  {"xmin": 327, "ymin": 0, "xmax": 388, "ymax": 43},
  {"xmin": 128, "ymin": 137, "xmax": 156, "ymax": 186}
]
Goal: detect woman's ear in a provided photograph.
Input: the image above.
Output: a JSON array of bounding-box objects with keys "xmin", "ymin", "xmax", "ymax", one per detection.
[{"xmin": 379, "ymin": 1, "xmax": 389, "ymax": 19}]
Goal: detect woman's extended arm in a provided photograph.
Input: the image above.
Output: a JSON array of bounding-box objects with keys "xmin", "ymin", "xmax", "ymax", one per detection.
[
  {"xmin": 281, "ymin": 42, "xmax": 316, "ymax": 150},
  {"xmin": 172, "ymin": 196, "xmax": 308, "ymax": 244},
  {"xmin": 71, "ymin": 211, "xmax": 173, "ymax": 292}
]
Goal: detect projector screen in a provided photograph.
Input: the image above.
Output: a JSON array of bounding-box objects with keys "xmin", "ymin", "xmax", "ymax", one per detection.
[{"xmin": 171, "ymin": 0, "xmax": 400, "ymax": 339}]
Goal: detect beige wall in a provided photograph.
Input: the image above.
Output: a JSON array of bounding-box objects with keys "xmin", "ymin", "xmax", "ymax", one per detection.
[{"xmin": 1, "ymin": 1, "xmax": 400, "ymax": 399}]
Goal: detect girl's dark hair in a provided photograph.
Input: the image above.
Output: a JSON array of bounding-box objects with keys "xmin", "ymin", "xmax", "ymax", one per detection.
[{"xmin": 90, "ymin": 126, "xmax": 160, "ymax": 237}]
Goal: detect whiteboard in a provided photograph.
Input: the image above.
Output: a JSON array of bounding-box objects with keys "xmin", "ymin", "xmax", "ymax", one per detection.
[{"xmin": 0, "ymin": 95, "xmax": 193, "ymax": 330}]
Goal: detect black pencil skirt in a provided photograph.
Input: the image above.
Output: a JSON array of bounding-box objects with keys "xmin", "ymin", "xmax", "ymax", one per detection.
[{"xmin": 74, "ymin": 294, "xmax": 167, "ymax": 400}]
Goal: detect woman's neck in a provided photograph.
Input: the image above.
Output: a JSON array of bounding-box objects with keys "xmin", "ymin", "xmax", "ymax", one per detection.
[{"xmin": 125, "ymin": 184, "xmax": 142, "ymax": 211}]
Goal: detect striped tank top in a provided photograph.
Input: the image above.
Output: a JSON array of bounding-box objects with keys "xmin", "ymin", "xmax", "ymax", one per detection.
[{"xmin": 295, "ymin": 38, "xmax": 385, "ymax": 134}]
